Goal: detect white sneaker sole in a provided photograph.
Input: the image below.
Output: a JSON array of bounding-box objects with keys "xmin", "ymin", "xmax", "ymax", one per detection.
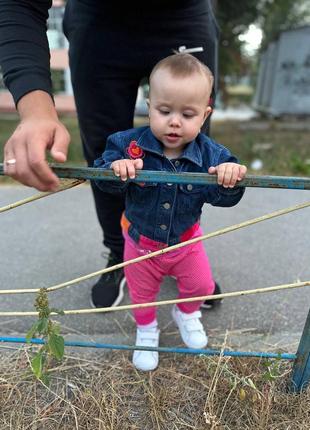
[
  {"xmin": 133, "ymin": 350, "xmax": 159, "ymax": 371},
  {"xmin": 111, "ymin": 276, "xmax": 126, "ymax": 307}
]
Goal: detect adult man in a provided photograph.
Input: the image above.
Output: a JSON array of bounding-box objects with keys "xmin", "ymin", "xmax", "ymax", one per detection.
[{"xmin": 0, "ymin": 0, "xmax": 220, "ymax": 308}]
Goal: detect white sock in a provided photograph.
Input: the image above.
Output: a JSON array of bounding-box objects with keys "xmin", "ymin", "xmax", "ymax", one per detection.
[{"xmin": 137, "ymin": 320, "xmax": 158, "ymax": 331}]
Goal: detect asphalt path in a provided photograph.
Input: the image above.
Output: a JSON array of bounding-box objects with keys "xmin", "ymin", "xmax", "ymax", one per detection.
[{"xmin": 1, "ymin": 184, "xmax": 309, "ymax": 351}]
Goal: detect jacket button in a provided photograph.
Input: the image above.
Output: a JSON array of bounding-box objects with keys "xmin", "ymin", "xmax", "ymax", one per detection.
[
  {"xmin": 187, "ymin": 184, "xmax": 193, "ymax": 191},
  {"xmin": 160, "ymin": 224, "xmax": 167, "ymax": 230},
  {"xmin": 174, "ymin": 160, "xmax": 180, "ymax": 166},
  {"xmin": 163, "ymin": 202, "xmax": 171, "ymax": 209}
]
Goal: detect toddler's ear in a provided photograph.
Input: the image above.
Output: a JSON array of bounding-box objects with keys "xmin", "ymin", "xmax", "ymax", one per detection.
[
  {"xmin": 203, "ymin": 106, "xmax": 212, "ymax": 124},
  {"xmin": 206, "ymin": 105, "xmax": 212, "ymax": 116}
]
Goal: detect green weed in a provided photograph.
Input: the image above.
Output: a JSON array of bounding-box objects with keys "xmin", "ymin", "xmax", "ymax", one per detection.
[{"xmin": 26, "ymin": 288, "xmax": 64, "ymax": 385}]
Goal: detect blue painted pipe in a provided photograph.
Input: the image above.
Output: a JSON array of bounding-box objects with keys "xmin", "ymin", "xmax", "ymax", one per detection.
[
  {"xmin": 1, "ymin": 163, "xmax": 310, "ymax": 190},
  {"xmin": 0, "ymin": 336, "xmax": 296, "ymax": 360}
]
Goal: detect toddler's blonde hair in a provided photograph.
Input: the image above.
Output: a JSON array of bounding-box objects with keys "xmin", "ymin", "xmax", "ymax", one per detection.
[{"xmin": 150, "ymin": 53, "xmax": 214, "ymax": 91}]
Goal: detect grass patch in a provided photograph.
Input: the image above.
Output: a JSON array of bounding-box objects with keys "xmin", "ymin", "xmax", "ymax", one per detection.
[
  {"xmin": 0, "ymin": 347, "xmax": 309, "ymax": 429},
  {"xmin": 211, "ymin": 120, "xmax": 310, "ymax": 176}
]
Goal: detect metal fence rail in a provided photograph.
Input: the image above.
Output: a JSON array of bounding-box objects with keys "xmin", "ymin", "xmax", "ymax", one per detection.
[{"xmin": 1, "ymin": 163, "xmax": 310, "ymax": 189}]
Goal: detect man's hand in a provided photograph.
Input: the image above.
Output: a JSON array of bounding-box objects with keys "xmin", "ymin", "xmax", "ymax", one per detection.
[
  {"xmin": 3, "ymin": 91, "xmax": 70, "ymax": 191},
  {"xmin": 111, "ymin": 158, "xmax": 144, "ymax": 181},
  {"xmin": 208, "ymin": 163, "xmax": 247, "ymax": 188}
]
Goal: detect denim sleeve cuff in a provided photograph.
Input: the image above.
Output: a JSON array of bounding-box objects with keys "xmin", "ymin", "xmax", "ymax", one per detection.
[
  {"xmin": 218, "ymin": 185, "xmax": 245, "ymax": 196},
  {"xmin": 94, "ymin": 170, "xmax": 128, "ymax": 194}
]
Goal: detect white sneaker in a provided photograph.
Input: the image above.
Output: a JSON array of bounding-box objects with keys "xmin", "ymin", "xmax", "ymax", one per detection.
[
  {"xmin": 172, "ymin": 305, "xmax": 208, "ymax": 349},
  {"xmin": 133, "ymin": 326, "xmax": 160, "ymax": 371}
]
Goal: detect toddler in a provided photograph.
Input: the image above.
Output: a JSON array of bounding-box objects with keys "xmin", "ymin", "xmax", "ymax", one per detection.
[{"xmin": 94, "ymin": 53, "xmax": 247, "ymax": 371}]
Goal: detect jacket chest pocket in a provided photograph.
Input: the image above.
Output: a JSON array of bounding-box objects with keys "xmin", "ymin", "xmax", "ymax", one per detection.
[
  {"xmin": 129, "ymin": 182, "xmax": 158, "ymax": 205},
  {"xmin": 176, "ymin": 184, "xmax": 205, "ymax": 214}
]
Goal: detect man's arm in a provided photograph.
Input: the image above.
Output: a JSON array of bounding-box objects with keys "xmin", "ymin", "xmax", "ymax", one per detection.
[
  {"xmin": 0, "ymin": 0, "xmax": 70, "ymax": 191},
  {"xmin": 0, "ymin": 0, "xmax": 53, "ymax": 104}
]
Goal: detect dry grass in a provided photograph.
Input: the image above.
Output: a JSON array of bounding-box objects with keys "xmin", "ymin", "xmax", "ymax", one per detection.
[
  {"xmin": 211, "ymin": 120, "xmax": 310, "ymax": 176},
  {"xmin": 0, "ymin": 346, "xmax": 309, "ymax": 430}
]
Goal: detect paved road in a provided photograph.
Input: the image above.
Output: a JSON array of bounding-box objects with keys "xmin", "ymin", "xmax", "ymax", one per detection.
[{"xmin": 1, "ymin": 184, "xmax": 309, "ymax": 350}]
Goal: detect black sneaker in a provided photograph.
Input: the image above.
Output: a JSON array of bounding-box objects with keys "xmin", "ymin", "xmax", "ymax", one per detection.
[
  {"xmin": 201, "ymin": 282, "xmax": 222, "ymax": 309},
  {"xmin": 91, "ymin": 252, "xmax": 126, "ymax": 308}
]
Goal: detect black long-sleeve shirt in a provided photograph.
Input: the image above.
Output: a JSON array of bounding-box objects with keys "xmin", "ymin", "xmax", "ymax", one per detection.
[
  {"xmin": 0, "ymin": 1, "xmax": 52, "ymax": 104},
  {"xmin": 0, "ymin": 0, "xmax": 210, "ymax": 105}
]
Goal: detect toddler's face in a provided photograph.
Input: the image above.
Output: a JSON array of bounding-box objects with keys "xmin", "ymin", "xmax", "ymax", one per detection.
[{"xmin": 148, "ymin": 68, "xmax": 212, "ymax": 156}]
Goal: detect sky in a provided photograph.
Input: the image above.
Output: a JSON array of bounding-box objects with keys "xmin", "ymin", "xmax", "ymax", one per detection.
[{"xmin": 239, "ymin": 24, "xmax": 263, "ymax": 55}]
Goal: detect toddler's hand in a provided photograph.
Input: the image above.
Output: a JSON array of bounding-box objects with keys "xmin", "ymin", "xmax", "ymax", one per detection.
[
  {"xmin": 208, "ymin": 163, "xmax": 247, "ymax": 188},
  {"xmin": 111, "ymin": 158, "xmax": 143, "ymax": 181}
]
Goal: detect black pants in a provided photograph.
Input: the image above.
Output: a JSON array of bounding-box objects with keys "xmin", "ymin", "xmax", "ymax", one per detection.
[{"xmin": 63, "ymin": 0, "xmax": 219, "ymax": 258}]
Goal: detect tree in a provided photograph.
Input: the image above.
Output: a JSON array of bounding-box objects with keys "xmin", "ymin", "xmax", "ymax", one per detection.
[
  {"xmin": 213, "ymin": 0, "xmax": 310, "ymax": 104},
  {"xmin": 215, "ymin": 1, "xmax": 259, "ymax": 77},
  {"xmin": 258, "ymin": 0, "xmax": 310, "ymax": 50},
  {"xmin": 214, "ymin": 1, "xmax": 260, "ymax": 105}
]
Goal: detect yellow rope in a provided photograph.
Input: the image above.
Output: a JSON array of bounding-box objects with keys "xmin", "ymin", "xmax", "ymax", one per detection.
[
  {"xmin": 0, "ymin": 280, "xmax": 309, "ymax": 317},
  {"xmin": 0, "ymin": 200, "xmax": 309, "ymax": 295},
  {"xmin": 0, "ymin": 179, "xmax": 85, "ymax": 213}
]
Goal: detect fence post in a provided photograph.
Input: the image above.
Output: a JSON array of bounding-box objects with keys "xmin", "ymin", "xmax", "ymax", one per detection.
[{"xmin": 290, "ymin": 308, "xmax": 310, "ymax": 392}]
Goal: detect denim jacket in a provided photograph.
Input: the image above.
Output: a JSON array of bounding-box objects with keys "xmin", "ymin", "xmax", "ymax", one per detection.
[{"xmin": 94, "ymin": 126, "xmax": 245, "ymax": 245}]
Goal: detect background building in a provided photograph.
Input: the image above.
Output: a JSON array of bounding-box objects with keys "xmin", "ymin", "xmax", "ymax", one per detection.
[{"xmin": 254, "ymin": 26, "xmax": 310, "ymax": 116}]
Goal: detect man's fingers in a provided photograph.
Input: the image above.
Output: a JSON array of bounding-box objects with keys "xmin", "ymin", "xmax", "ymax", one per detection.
[
  {"xmin": 11, "ymin": 141, "xmax": 52, "ymax": 191},
  {"xmin": 4, "ymin": 138, "xmax": 42, "ymax": 189},
  {"xmin": 2, "ymin": 118, "xmax": 71, "ymax": 191},
  {"xmin": 3, "ymin": 145, "xmax": 17, "ymax": 175},
  {"xmin": 50, "ymin": 126, "xmax": 70, "ymax": 163},
  {"xmin": 26, "ymin": 137, "xmax": 60, "ymax": 190}
]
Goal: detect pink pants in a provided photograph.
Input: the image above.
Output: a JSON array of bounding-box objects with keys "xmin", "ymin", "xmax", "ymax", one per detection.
[{"xmin": 123, "ymin": 226, "xmax": 215, "ymax": 325}]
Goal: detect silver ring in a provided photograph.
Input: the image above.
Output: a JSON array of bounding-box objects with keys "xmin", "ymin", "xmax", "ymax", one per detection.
[{"xmin": 5, "ymin": 159, "xmax": 17, "ymax": 166}]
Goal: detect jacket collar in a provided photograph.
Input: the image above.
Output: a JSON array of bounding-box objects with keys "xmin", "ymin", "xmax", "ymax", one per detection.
[{"xmin": 137, "ymin": 127, "xmax": 203, "ymax": 167}]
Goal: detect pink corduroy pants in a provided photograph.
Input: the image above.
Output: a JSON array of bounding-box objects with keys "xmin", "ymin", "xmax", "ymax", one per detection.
[{"xmin": 123, "ymin": 226, "xmax": 215, "ymax": 325}]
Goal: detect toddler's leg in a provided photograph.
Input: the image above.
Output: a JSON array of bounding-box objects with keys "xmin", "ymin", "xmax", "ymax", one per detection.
[
  {"xmin": 124, "ymin": 237, "xmax": 163, "ymax": 370},
  {"xmin": 170, "ymin": 241, "xmax": 215, "ymax": 349},
  {"xmin": 124, "ymin": 238, "xmax": 163, "ymax": 325},
  {"xmin": 172, "ymin": 241, "xmax": 215, "ymax": 314}
]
